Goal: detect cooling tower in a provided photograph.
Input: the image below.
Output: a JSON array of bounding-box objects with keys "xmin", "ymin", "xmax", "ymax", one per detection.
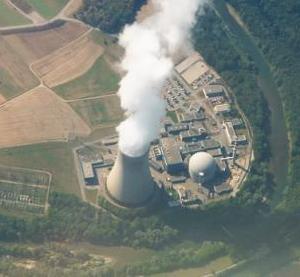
[{"xmin": 106, "ymin": 151, "xmax": 156, "ymax": 208}]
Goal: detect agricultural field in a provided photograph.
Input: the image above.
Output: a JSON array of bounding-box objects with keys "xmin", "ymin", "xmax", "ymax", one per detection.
[
  {"xmin": 54, "ymin": 56, "xmax": 120, "ymax": 99},
  {"xmin": 0, "ymin": 68, "xmax": 21, "ymax": 101},
  {"xmin": 0, "ymin": 143, "xmax": 80, "ymax": 196},
  {"xmin": 27, "ymin": 0, "xmax": 69, "ymax": 19},
  {"xmin": 0, "ymin": 166, "xmax": 50, "ymax": 215},
  {"xmin": 0, "ymin": 86, "xmax": 91, "ymax": 149},
  {"xmin": 71, "ymin": 96, "xmax": 123, "ymax": 128},
  {"xmin": 32, "ymin": 32, "xmax": 104, "ymax": 88},
  {"xmin": 0, "ymin": 36, "xmax": 39, "ymax": 99},
  {"xmin": 0, "ymin": 1, "xmax": 30, "ymax": 27}
]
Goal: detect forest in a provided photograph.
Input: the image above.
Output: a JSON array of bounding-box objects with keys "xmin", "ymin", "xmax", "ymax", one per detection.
[
  {"xmin": 76, "ymin": 0, "xmax": 147, "ymax": 33},
  {"xmin": 224, "ymin": 0, "xmax": 300, "ymax": 211},
  {"xmin": 193, "ymin": 6, "xmax": 274, "ymax": 207}
]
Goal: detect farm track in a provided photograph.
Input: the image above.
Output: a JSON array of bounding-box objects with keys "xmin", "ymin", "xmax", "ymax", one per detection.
[{"xmin": 64, "ymin": 93, "xmax": 117, "ymax": 103}]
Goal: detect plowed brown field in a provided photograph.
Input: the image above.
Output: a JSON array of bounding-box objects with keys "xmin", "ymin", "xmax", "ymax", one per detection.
[
  {"xmin": 0, "ymin": 86, "xmax": 91, "ymax": 148},
  {"xmin": 32, "ymin": 32, "xmax": 103, "ymax": 87}
]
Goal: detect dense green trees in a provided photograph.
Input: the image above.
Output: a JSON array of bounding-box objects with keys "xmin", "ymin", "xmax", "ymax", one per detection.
[
  {"xmin": 193, "ymin": 6, "xmax": 273, "ymax": 206},
  {"xmin": 0, "ymin": 192, "xmax": 178, "ymax": 250},
  {"xmin": 223, "ymin": 0, "xmax": 300, "ymax": 210},
  {"xmin": 76, "ymin": 0, "xmax": 147, "ymax": 33}
]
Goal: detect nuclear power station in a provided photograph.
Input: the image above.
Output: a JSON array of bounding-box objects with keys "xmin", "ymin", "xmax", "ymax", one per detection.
[{"xmin": 105, "ymin": 151, "xmax": 156, "ymax": 208}]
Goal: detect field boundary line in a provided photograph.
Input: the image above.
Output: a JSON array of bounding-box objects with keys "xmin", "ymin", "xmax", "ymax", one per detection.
[
  {"xmin": 30, "ymin": 27, "xmax": 93, "ymax": 72},
  {"xmin": 63, "ymin": 92, "xmax": 117, "ymax": 103}
]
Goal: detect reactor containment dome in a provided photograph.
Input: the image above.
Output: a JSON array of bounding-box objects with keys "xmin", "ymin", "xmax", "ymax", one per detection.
[
  {"xmin": 106, "ymin": 151, "xmax": 156, "ymax": 208},
  {"xmin": 189, "ymin": 152, "xmax": 218, "ymax": 184}
]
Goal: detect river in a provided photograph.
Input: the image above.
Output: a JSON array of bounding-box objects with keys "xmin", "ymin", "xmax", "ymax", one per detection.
[{"xmin": 214, "ymin": 0, "xmax": 289, "ymax": 202}]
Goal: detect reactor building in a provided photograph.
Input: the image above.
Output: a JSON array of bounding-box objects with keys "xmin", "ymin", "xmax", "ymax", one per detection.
[
  {"xmin": 189, "ymin": 152, "xmax": 218, "ymax": 184},
  {"xmin": 106, "ymin": 150, "xmax": 156, "ymax": 208}
]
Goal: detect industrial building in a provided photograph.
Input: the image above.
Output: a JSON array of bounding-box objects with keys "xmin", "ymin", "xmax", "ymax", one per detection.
[
  {"xmin": 167, "ymin": 123, "xmax": 189, "ymax": 135},
  {"xmin": 161, "ymin": 137, "xmax": 185, "ymax": 174},
  {"xmin": 179, "ymin": 111, "xmax": 205, "ymax": 123},
  {"xmin": 180, "ymin": 128, "xmax": 206, "ymax": 142},
  {"xmin": 188, "ymin": 152, "xmax": 218, "ymax": 184},
  {"xmin": 203, "ymin": 85, "xmax": 225, "ymax": 99},
  {"xmin": 80, "ymin": 157, "xmax": 114, "ymax": 186},
  {"xmin": 81, "ymin": 160, "xmax": 98, "ymax": 186},
  {"xmin": 231, "ymin": 118, "xmax": 244, "ymax": 129},
  {"xmin": 175, "ymin": 52, "xmax": 202, "ymax": 74},
  {"xmin": 224, "ymin": 121, "xmax": 248, "ymax": 146},
  {"xmin": 214, "ymin": 103, "xmax": 231, "ymax": 115}
]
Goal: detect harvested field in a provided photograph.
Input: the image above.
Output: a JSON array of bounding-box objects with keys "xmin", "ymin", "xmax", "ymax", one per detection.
[
  {"xmin": 0, "ymin": 68, "xmax": 22, "ymax": 99},
  {"xmin": 32, "ymin": 32, "xmax": 104, "ymax": 87},
  {"xmin": 136, "ymin": 0, "xmax": 155, "ymax": 22},
  {"xmin": 0, "ymin": 95, "xmax": 6, "ymax": 105},
  {"xmin": 0, "ymin": 1, "xmax": 30, "ymax": 27},
  {"xmin": 0, "ymin": 86, "xmax": 91, "ymax": 149},
  {"xmin": 0, "ymin": 36, "xmax": 39, "ymax": 96},
  {"xmin": 2, "ymin": 21, "xmax": 89, "ymax": 63},
  {"xmin": 54, "ymin": 56, "xmax": 119, "ymax": 100},
  {"xmin": 71, "ymin": 96, "xmax": 123, "ymax": 128}
]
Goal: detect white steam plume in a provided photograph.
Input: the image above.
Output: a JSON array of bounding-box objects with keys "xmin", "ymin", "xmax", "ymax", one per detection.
[{"xmin": 117, "ymin": 0, "xmax": 207, "ymax": 157}]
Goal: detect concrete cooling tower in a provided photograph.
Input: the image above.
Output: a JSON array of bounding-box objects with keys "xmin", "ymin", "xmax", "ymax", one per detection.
[{"xmin": 106, "ymin": 151, "xmax": 156, "ymax": 208}]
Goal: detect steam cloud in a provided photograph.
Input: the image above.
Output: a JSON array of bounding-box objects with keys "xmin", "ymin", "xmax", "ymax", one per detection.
[{"xmin": 117, "ymin": 0, "xmax": 206, "ymax": 157}]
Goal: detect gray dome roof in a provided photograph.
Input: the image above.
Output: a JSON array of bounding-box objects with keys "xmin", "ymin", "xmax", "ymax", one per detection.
[{"xmin": 189, "ymin": 152, "xmax": 217, "ymax": 183}]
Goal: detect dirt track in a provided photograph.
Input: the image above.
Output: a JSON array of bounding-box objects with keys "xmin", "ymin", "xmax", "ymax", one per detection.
[{"xmin": 0, "ymin": 86, "xmax": 91, "ymax": 148}]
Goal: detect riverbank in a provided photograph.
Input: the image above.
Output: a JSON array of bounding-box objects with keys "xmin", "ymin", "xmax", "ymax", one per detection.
[{"xmin": 214, "ymin": 0, "xmax": 289, "ymax": 204}]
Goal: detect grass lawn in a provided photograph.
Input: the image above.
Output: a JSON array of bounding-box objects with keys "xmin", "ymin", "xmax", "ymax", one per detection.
[
  {"xmin": 85, "ymin": 189, "xmax": 98, "ymax": 204},
  {"xmin": 27, "ymin": 0, "xmax": 69, "ymax": 19},
  {"xmin": 0, "ymin": 68, "xmax": 22, "ymax": 99},
  {"xmin": 0, "ymin": 2, "xmax": 30, "ymax": 27},
  {"xmin": 0, "ymin": 142, "xmax": 81, "ymax": 197},
  {"xmin": 71, "ymin": 96, "xmax": 123, "ymax": 128},
  {"xmin": 54, "ymin": 56, "xmax": 120, "ymax": 100},
  {"xmin": 167, "ymin": 111, "xmax": 178, "ymax": 123}
]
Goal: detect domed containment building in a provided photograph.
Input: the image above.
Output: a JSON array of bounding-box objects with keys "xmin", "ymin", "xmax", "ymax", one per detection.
[{"xmin": 189, "ymin": 152, "xmax": 218, "ymax": 184}]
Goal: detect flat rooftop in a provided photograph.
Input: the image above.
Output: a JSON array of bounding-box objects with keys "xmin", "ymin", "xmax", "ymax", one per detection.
[
  {"xmin": 181, "ymin": 61, "xmax": 210, "ymax": 85},
  {"xmin": 175, "ymin": 52, "xmax": 202, "ymax": 74},
  {"xmin": 161, "ymin": 137, "xmax": 183, "ymax": 165}
]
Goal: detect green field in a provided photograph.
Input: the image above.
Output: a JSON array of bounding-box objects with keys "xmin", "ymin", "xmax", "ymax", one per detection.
[
  {"xmin": 71, "ymin": 96, "xmax": 123, "ymax": 128},
  {"xmin": 54, "ymin": 56, "xmax": 120, "ymax": 100},
  {"xmin": 27, "ymin": 0, "xmax": 69, "ymax": 19},
  {"xmin": 0, "ymin": 1, "xmax": 30, "ymax": 27},
  {"xmin": 0, "ymin": 143, "xmax": 80, "ymax": 197},
  {"xmin": 85, "ymin": 189, "xmax": 98, "ymax": 204}
]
